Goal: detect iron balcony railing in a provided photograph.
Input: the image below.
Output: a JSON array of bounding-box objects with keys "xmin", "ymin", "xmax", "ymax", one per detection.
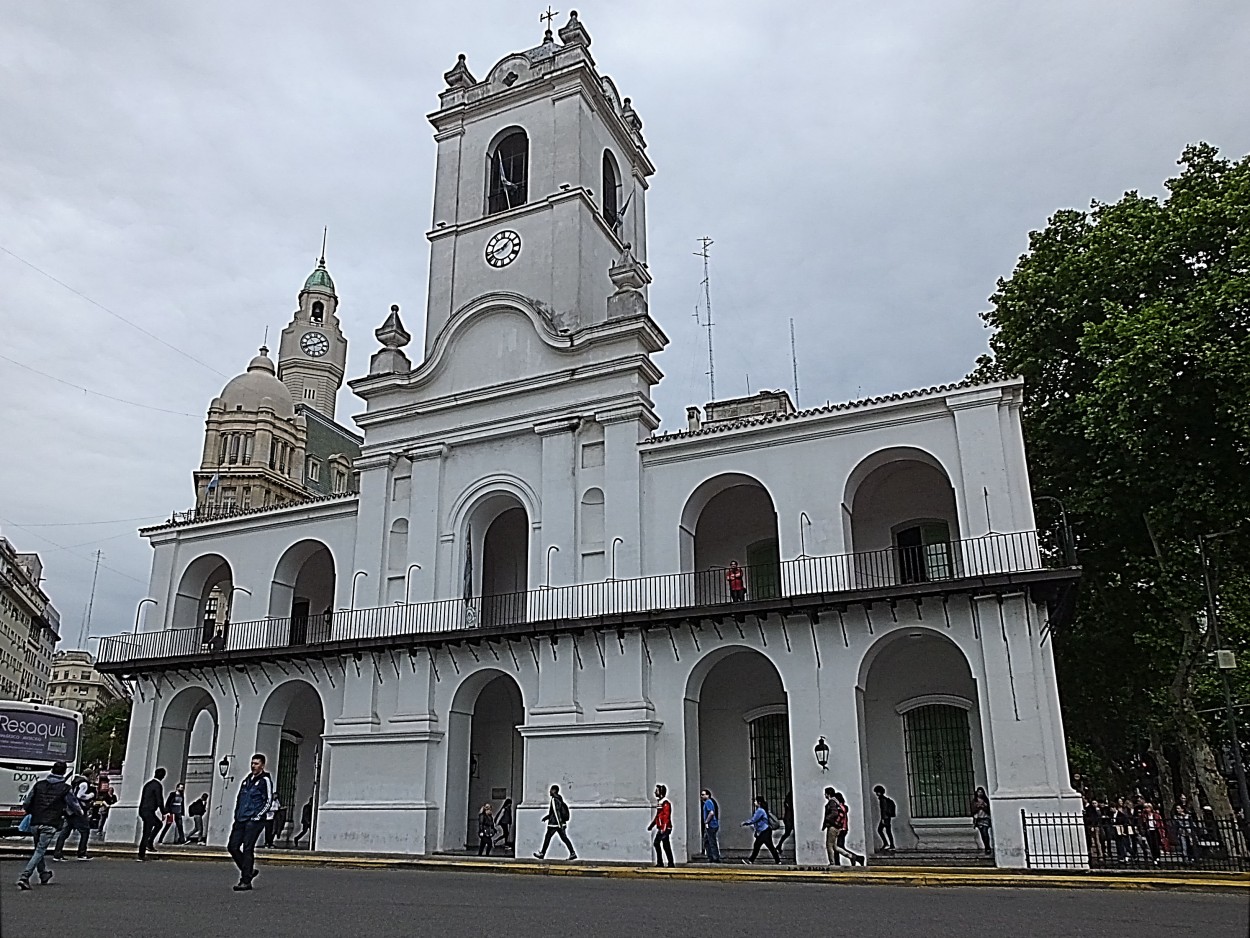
[{"xmin": 99, "ymin": 530, "xmax": 1053, "ymax": 664}]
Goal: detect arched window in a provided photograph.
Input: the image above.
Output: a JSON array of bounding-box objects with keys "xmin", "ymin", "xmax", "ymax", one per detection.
[
  {"xmin": 902, "ymin": 703, "xmax": 975, "ymax": 818},
  {"xmin": 601, "ymin": 151, "xmax": 620, "ymax": 227},
  {"xmin": 311, "ymin": 301, "xmax": 324, "ymax": 324},
  {"xmin": 487, "ymin": 129, "xmax": 529, "ymax": 215}
]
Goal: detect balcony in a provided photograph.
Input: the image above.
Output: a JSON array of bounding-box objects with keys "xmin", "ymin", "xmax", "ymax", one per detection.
[{"xmin": 97, "ymin": 531, "xmax": 1075, "ymax": 668}]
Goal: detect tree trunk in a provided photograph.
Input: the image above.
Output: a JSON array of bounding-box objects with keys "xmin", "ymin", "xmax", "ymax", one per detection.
[{"xmin": 1148, "ymin": 733, "xmax": 1175, "ymax": 816}]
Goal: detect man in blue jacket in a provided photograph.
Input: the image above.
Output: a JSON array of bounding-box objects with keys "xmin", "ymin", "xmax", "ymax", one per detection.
[{"xmin": 228, "ymin": 753, "xmax": 273, "ymax": 891}]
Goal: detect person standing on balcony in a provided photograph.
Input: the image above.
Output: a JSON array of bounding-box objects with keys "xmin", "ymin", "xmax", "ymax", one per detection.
[
  {"xmin": 648, "ymin": 784, "xmax": 674, "ymax": 867},
  {"xmin": 873, "ymin": 784, "xmax": 896, "ymax": 851},
  {"xmin": 137, "ymin": 768, "xmax": 166, "ymax": 861},
  {"xmin": 228, "ymin": 753, "xmax": 274, "ymax": 891},
  {"xmin": 700, "ymin": 789, "xmax": 722, "ymax": 862},
  {"xmin": 970, "ymin": 787, "xmax": 993, "ymax": 855},
  {"xmin": 726, "ymin": 560, "xmax": 746, "ymax": 602}
]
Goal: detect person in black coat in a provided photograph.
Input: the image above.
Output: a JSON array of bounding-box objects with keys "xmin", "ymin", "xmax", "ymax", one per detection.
[{"xmin": 137, "ymin": 768, "xmax": 166, "ymax": 861}]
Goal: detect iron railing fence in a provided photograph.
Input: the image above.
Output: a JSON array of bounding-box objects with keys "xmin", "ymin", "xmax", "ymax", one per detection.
[
  {"xmin": 1022, "ymin": 811, "xmax": 1250, "ymax": 872},
  {"xmin": 99, "ymin": 530, "xmax": 1051, "ymax": 665}
]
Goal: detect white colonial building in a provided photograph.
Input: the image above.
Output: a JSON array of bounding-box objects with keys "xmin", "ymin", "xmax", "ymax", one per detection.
[{"xmin": 101, "ymin": 13, "xmax": 1081, "ymax": 867}]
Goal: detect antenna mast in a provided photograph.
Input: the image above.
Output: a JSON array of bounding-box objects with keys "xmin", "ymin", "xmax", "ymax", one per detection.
[
  {"xmin": 694, "ymin": 236, "xmax": 716, "ymax": 400},
  {"xmin": 80, "ymin": 550, "xmax": 102, "ymax": 648},
  {"xmin": 790, "ymin": 318, "xmax": 800, "ymax": 407}
]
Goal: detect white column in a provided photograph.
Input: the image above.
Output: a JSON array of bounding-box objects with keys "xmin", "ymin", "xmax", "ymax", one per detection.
[
  {"xmin": 404, "ymin": 445, "xmax": 446, "ymax": 604},
  {"xmin": 535, "ymin": 419, "xmax": 578, "ymax": 587},
  {"xmin": 349, "ymin": 453, "xmax": 397, "ymax": 613},
  {"xmin": 599, "ymin": 406, "xmax": 653, "ymax": 579}
]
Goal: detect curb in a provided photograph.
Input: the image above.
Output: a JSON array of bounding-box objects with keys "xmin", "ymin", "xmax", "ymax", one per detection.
[{"xmin": 2, "ymin": 844, "xmax": 1246, "ymax": 894}]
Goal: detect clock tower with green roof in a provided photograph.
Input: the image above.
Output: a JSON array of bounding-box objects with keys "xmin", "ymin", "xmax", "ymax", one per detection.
[{"xmin": 277, "ymin": 249, "xmax": 349, "ymax": 420}]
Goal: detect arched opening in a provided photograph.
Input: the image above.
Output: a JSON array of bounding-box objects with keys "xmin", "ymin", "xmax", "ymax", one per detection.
[
  {"xmin": 846, "ymin": 450, "xmax": 960, "ymax": 587},
  {"xmin": 445, "ymin": 670, "xmax": 525, "ymax": 854},
  {"xmin": 256, "ymin": 680, "xmax": 326, "ymax": 848},
  {"xmin": 269, "ymin": 540, "xmax": 336, "ymax": 645},
  {"xmin": 580, "ymin": 487, "xmax": 605, "ymax": 580},
  {"xmin": 487, "ymin": 128, "xmax": 529, "ymax": 214},
  {"xmin": 680, "ymin": 474, "xmax": 781, "ymax": 604},
  {"xmin": 311, "ymin": 300, "xmax": 324, "ymax": 324},
  {"xmin": 602, "ymin": 150, "xmax": 620, "ymax": 227},
  {"xmin": 859, "ymin": 630, "xmax": 986, "ymax": 852},
  {"xmin": 684, "ymin": 648, "xmax": 792, "ymax": 861},
  {"xmin": 171, "ymin": 554, "xmax": 233, "ymax": 649},
  {"xmin": 154, "ymin": 686, "xmax": 219, "ymax": 842},
  {"xmin": 466, "ymin": 493, "xmax": 529, "ymax": 627},
  {"xmin": 387, "ymin": 519, "xmax": 409, "ymax": 603}
]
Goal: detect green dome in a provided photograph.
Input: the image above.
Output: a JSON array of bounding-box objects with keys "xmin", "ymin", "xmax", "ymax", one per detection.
[{"xmin": 304, "ymin": 261, "xmax": 335, "ymax": 294}]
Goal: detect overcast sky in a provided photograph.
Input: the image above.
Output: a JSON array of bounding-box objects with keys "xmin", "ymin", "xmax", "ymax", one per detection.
[{"xmin": 2, "ymin": 1, "xmax": 1247, "ymax": 653}]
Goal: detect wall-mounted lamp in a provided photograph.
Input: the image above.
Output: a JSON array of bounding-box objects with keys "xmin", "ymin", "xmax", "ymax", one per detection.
[
  {"xmin": 133, "ymin": 598, "xmax": 158, "ymax": 635},
  {"xmin": 544, "ymin": 545, "xmax": 560, "ymax": 588},
  {"xmin": 351, "ymin": 570, "xmax": 369, "ymax": 611},
  {"xmin": 814, "ymin": 736, "xmax": 830, "ymax": 771},
  {"xmin": 799, "ymin": 512, "xmax": 812, "ymax": 559},
  {"xmin": 404, "ymin": 563, "xmax": 423, "ymax": 604},
  {"xmin": 218, "ymin": 755, "xmax": 231, "ymax": 779}
]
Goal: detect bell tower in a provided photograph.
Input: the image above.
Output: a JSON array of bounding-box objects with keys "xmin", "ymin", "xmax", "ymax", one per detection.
[
  {"xmin": 423, "ymin": 11, "xmax": 654, "ymax": 355},
  {"xmin": 277, "ymin": 243, "xmax": 348, "ymax": 420}
]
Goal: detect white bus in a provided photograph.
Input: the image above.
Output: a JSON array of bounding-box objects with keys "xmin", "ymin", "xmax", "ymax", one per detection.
[{"xmin": 0, "ymin": 700, "xmax": 83, "ymax": 834}]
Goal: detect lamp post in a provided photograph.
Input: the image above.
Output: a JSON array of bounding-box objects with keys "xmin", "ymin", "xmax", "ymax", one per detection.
[
  {"xmin": 545, "ymin": 545, "xmax": 560, "ymax": 588},
  {"xmin": 133, "ymin": 598, "xmax": 157, "ymax": 635},
  {"xmin": 814, "ymin": 736, "xmax": 830, "ymax": 771},
  {"xmin": 404, "ymin": 563, "xmax": 422, "ymax": 604},
  {"xmin": 609, "ymin": 537, "xmax": 623, "ymax": 580},
  {"xmin": 799, "ymin": 512, "xmax": 812, "ymax": 559},
  {"xmin": 350, "ymin": 571, "xmax": 369, "ymax": 611},
  {"xmin": 1034, "ymin": 496, "xmax": 1075, "ymax": 566},
  {"xmin": 1199, "ymin": 530, "xmax": 1250, "ymax": 815}
]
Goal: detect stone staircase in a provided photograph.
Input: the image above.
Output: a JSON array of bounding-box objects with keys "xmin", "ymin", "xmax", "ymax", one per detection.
[{"xmin": 868, "ymin": 848, "xmax": 995, "ymax": 868}]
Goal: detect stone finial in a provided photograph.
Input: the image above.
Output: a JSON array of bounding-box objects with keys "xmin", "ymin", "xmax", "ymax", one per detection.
[
  {"xmin": 620, "ymin": 97, "xmax": 643, "ymax": 135},
  {"xmin": 607, "ymin": 243, "xmax": 652, "ymax": 319},
  {"xmin": 559, "ymin": 10, "xmax": 591, "ymax": 47},
  {"xmin": 370, "ymin": 304, "xmax": 412, "ymax": 376},
  {"xmin": 686, "ymin": 406, "xmax": 702, "ymax": 433},
  {"xmin": 443, "ymin": 53, "xmax": 476, "ymax": 89}
]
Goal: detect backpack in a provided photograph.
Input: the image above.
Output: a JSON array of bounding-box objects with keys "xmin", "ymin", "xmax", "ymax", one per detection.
[
  {"xmin": 556, "ymin": 797, "xmax": 570, "ymax": 824},
  {"xmin": 766, "ymin": 811, "xmax": 782, "ymax": 831},
  {"xmin": 883, "ymin": 796, "xmax": 897, "ymax": 819}
]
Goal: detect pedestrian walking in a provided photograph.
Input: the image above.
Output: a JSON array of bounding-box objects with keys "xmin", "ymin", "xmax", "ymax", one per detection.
[
  {"xmin": 970, "ymin": 786, "xmax": 993, "ymax": 855},
  {"xmin": 92, "ymin": 775, "xmax": 118, "ymax": 842},
  {"xmin": 293, "ymin": 798, "xmax": 313, "ymax": 848},
  {"xmin": 496, "ymin": 797, "xmax": 514, "ymax": 849},
  {"xmin": 52, "ymin": 772, "xmax": 95, "ymax": 861},
  {"xmin": 478, "ymin": 803, "xmax": 496, "ymax": 856},
  {"xmin": 700, "ymin": 788, "xmax": 722, "ymax": 863},
  {"xmin": 774, "ymin": 792, "xmax": 795, "ymax": 853},
  {"xmin": 873, "ymin": 784, "xmax": 896, "ymax": 851},
  {"xmin": 649, "ymin": 784, "xmax": 675, "ymax": 867},
  {"xmin": 1139, "ymin": 802, "xmax": 1167, "ymax": 863},
  {"xmin": 159, "ymin": 782, "xmax": 187, "ymax": 844},
  {"xmin": 725, "ymin": 560, "xmax": 746, "ymax": 602},
  {"xmin": 822, "ymin": 787, "xmax": 865, "ymax": 866},
  {"xmin": 264, "ymin": 794, "xmax": 283, "ymax": 847},
  {"xmin": 228, "ymin": 753, "xmax": 274, "ymax": 891},
  {"xmin": 15, "ymin": 760, "xmax": 82, "ymax": 890},
  {"xmin": 137, "ymin": 768, "xmax": 167, "ymax": 861},
  {"xmin": 188, "ymin": 793, "xmax": 209, "ymax": 843},
  {"xmin": 741, "ymin": 796, "xmax": 781, "ymax": 864},
  {"xmin": 533, "ymin": 784, "xmax": 577, "ymax": 860}
]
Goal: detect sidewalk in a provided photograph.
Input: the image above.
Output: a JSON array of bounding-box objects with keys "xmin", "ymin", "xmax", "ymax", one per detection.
[{"xmin": 2, "ymin": 840, "xmax": 1246, "ymax": 893}]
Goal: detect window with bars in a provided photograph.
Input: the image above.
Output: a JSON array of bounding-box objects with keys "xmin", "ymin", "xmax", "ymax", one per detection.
[
  {"xmin": 895, "ymin": 521, "xmax": 954, "ymax": 584},
  {"xmin": 748, "ymin": 712, "xmax": 792, "ymax": 815},
  {"xmin": 277, "ymin": 736, "xmax": 300, "ymax": 815},
  {"xmin": 902, "ymin": 704, "xmax": 975, "ymax": 818}
]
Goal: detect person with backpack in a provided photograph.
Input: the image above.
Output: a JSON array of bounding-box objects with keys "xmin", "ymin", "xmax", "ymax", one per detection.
[
  {"xmin": 823, "ymin": 788, "xmax": 865, "ymax": 866},
  {"xmin": 700, "ymin": 788, "xmax": 722, "ymax": 863},
  {"xmin": 533, "ymin": 784, "xmax": 577, "ymax": 860},
  {"xmin": 16, "ymin": 760, "xmax": 82, "ymax": 890},
  {"xmin": 873, "ymin": 784, "xmax": 896, "ymax": 851},
  {"xmin": 187, "ymin": 793, "xmax": 209, "ymax": 843},
  {"xmin": 228, "ymin": 753, "xmax": 274, "ymax": 891},
  {"xmin": 741, "ymin": 795, "xmax": 781, "ymax": 864},
  {"xmin": 648, "ymin": 783, "xmax": 675, "ymax": 867},
  {"xmin": 51, "ymin": 771, "xmax": 96, "ymax": 861}
]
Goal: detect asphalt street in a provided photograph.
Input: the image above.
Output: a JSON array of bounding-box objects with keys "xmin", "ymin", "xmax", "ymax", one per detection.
[{"xmin": 2, "ymin": 857, "xmax": 1247, "ymax": 938}]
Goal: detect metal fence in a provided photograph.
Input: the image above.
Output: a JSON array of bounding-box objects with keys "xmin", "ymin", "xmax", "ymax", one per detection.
[
  {"xmin": 98, "ymin": 530, "xmax": 1050, "ymax": 665},
  {"xmin": 1022, "ymin": 811, "xmax": 1250, "ymax": 872}
]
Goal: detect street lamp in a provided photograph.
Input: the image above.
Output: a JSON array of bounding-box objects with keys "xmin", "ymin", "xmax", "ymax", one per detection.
[
  {"xmin": 1199, "ymin": 529, "xmax": 1250, "ymax": 815},
  {"xmin": 799, "ymin": 512, "xmax": 812, "ymax": 559},
  {"xmin": 609, "ymin": 537, "xmax": 623, "ymax": 580},
  {"xmin": 350, "ymin": 571, "xmax": 369, "ymax": 611},
  {"xmin": 814, "ymin": 736, "xmax": 830, "ymax": 771},
  {"xmin": 404, "ymin": 563, "xmax": 422, "ymax": 604},
  {"xmin": 1034, "ymin": 496, "xmax": 1075, "ymax": 566},
  {"xmin": 545, "ymin": 545, "xmax": 560, "ymax": 588},
  {"xmin": 218, "ymin": 755, "xmax": 231, "ymax": 779},
  {"xmin": 133, "ymin": 598, "xmax": 158, "ymax": 635}
]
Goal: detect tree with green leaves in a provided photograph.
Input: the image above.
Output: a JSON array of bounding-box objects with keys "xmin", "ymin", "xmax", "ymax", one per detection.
[
  {"xmin": 972, "ymin": 143, "xmax": 1250, "ymax": 815},
  {"xmin": 81, "ymin": 697, "xmax": 131, "ymax": 773}
]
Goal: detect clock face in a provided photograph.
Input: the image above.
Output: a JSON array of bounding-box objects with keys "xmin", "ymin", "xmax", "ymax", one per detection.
[
  {"xmin": 485, "ymin": 229, "xmax": 522, "ymax": 268},
  {"xmin": 300, "ymin": 331, "xmax": 330, "ymax": 358}
]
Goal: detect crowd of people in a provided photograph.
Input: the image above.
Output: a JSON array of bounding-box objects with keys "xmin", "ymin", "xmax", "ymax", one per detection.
[{"xmin": 1081, "ymin": 792, "xmax": 1231, "ymax": 865}]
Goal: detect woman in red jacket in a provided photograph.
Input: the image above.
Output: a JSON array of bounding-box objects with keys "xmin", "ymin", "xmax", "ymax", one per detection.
[{"xmin": 648, "ymin": 784, "xmax": 674, "ymax": 867}]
